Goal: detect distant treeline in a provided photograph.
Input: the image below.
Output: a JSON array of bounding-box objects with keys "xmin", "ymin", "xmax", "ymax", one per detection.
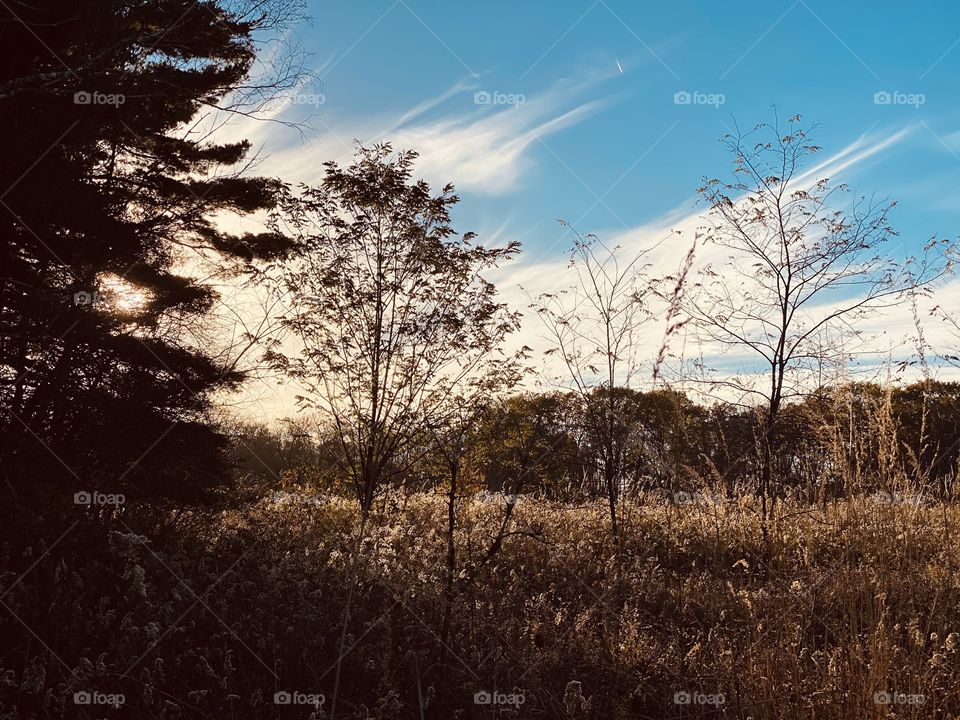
[{"xmin": 234, "ymin": 380, "xmax": 960, "ymax": 503}]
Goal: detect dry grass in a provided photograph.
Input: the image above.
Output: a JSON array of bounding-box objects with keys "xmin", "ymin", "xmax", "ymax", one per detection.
[
  {"xmin": 224, "ymin": 492, "xmax": 960, "ymax": 718},
  {"xmin": 4, "ymin": 492, "xmax": 959, "ymax": 719}
]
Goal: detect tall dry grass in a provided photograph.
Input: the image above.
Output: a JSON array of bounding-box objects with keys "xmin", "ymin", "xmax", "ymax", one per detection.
[
  {"xmin": 3, "ymin": 487, "xmax": 958, "ymax": 718},
  {"xmin": 227, "ymin": 490, "xmax": 960, "ymax": 718}
]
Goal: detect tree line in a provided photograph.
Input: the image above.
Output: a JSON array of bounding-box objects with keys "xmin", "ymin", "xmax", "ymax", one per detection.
[{"xmin": 234, "ymin": 380, "xmax": 960, "ymax": 506}]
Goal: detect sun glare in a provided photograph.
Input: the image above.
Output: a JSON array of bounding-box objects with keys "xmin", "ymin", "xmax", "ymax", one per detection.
[{"xmin": 100, "ymin": 275, "xmax": 151, "ymax": 313}]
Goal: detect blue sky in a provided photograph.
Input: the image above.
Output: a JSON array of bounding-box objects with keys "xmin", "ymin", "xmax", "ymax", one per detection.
[
  {"xmin": 226, "ymin": 0, "xmax": 960, "ymax": 418},
  {"xmin": 249, "ymin": 0, "xmax": 960, "ymax": 253}
]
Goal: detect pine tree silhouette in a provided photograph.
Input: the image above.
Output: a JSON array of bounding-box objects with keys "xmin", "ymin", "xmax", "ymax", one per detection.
[{"xmin": 0, "ymin": 0, "xmax": 297, "ymax": 503}]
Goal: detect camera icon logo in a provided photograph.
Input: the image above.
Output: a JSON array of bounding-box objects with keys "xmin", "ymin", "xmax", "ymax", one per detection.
[
  {"xmin": 673, "ymin": 90, "xmax": 692, "ymax": 105},
  {"xmin": 73, "ymin": 691, "xmax": 92, "ymax": 704},
  {"xmin": 274, "ymin": 691, "xmax": 292, "ymax": 704},
  {"xmin": 474, "ymin": 91, "xmax": 491, "ymax": 105},
  {"xmin": 874, "ymin": 691, "xmax": 891, "ymax": 704},
  {"xmin": 874, "ymin": 91, "xmax": 892, "ymax": 105},
  {"xmin": 74, "ymin": 491, "xmax": 92, "ymax": 505},
  {"xmin": 674, "ymin": 690, "xmax": 692, "ymax": 704},
  {"xmin": 474, "ymin": 690, "xmax": 493, "ymax": 705},
  {"xmin": 73, "ymin": 91, "xmax": 91, "ymax": 105}
]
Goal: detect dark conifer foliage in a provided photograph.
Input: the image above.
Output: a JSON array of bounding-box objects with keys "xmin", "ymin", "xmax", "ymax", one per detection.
[{"xmin": 0, "ymin": 0, "xmax": 296, "ymax": 502}]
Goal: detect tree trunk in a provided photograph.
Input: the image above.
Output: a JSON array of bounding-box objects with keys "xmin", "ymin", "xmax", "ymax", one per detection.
[
  {"xmin": 438, "ymin": 460, "xmax": 458, "ymax": 678},
  {"xmin": 759, "ymin": 404, "xmax": 777, "ymax": 548}
]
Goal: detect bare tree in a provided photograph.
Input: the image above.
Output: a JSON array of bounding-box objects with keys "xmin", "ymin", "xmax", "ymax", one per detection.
[
  {"xmin": 531, "ymin": 227, "xmax": 658, "ymax": 537},
  {"xmin": 268, "ymin": 144, "xmax": 522, "ymax": 521},
  {"xmin": 686, "ymin": 114, "xmax": 954, "ymax": 519}
]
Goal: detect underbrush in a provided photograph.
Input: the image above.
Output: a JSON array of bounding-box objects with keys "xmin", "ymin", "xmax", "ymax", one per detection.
[{"xmin": 1, "ymin": 493, "xmax": 958, "ymax": 719}]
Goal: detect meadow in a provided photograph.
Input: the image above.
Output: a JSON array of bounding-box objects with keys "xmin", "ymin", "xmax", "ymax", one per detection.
[{"xmin": 4, "ymin": 485, "xmax": 957, "ymax": 719}]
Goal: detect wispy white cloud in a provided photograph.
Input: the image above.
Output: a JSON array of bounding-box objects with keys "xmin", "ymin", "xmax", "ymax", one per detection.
[
  {"xmin": 501, "ymin": 126, "xmax": 915, "ymax": 294},
  {"xmin": 497, "ymin": 125, "xmax": 955, "ymax": 395},
  {"xmin": 213, "ymin": 72, "xmax": 617, "ymax": 195},
  {"xmin": 397, "ymin": 98, "xmax": 610, "ymax": 193}
]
